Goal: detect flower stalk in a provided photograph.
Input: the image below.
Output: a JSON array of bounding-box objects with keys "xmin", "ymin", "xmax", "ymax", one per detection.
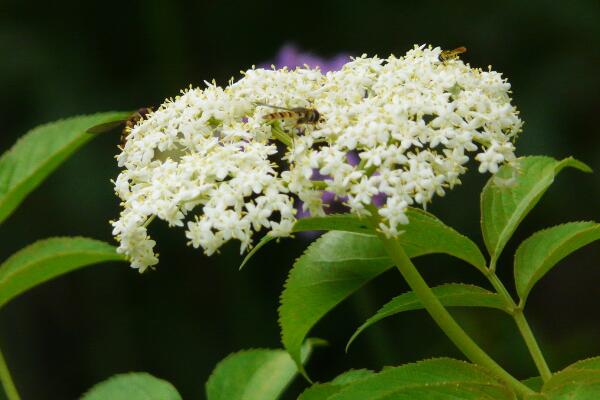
[
  {"xmin": 0, "ymin": 343, "xmax": 20, "ymax": 400},
  {"xmin": 486, "ymin": 268, "xmax": 552, "ymax": 382},
  {"xmin": 374, "ymin": 230, "xmax": 534, "ymax": 397}
]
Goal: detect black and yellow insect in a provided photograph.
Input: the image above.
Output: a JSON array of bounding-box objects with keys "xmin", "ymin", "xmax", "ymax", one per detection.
[
  {"xmin": 439, "ymin": 46, "xmax": 467, "ymax": 63},
  {"xmin": 87, "ymin": 107, "xmax": 155, "ymax": 148},
  {"xmin": 120, "ymin": 107, "xmax": 154, "ymax": 146},
  {"xmin": 254, "ymin": 102, "xmax": 322, "ymax": 125}
]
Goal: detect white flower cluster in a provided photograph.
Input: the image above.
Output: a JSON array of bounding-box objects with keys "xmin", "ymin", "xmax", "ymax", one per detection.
[{"xmin": 112, "ymin": 44, "xmax": 522, "ymax": 272}]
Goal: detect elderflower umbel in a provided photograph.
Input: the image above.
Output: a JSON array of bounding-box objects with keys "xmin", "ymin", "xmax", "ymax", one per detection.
[{"xmin": 112, "ymin": 44, "xmax": 522, "ymax": 272}]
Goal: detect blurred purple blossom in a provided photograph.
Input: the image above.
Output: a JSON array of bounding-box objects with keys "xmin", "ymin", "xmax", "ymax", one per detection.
[{"xmin": 261, "ymin": 44, "xmax": 350, "ymax": 72}]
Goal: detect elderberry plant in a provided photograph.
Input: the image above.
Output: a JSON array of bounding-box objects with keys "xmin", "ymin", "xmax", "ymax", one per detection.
[{"xmin": 0, "ymin": 45, "xmax": 598, "ymax": 400}]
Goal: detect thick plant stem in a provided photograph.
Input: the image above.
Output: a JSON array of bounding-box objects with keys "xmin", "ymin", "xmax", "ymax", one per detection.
[
  {"xmin": 378, "ymin": 235, "xmax": 533, "ymax": 397},
  {"xmin": 0, "ymin": 344, "xmax": 20, "ymax": 400},
  {"xmin": 487, "ymin": 272, "xmax": 552, "ymax": 382}
]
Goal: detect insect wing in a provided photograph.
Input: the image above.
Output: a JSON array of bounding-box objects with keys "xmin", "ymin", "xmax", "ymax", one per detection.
[{"xmin": 254, "ymin": 102, "xmax": 297, "ymax": 112}]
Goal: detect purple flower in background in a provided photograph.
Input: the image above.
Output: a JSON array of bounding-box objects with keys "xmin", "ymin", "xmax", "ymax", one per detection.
[{"xmin": 261, "ymin": 44, "xmax": 350, "ymax": 72}]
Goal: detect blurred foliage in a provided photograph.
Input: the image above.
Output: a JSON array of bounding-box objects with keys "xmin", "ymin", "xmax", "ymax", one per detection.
[{"xmin": 0, "ymin": 0, "xmax": 599, "ymax": 399}]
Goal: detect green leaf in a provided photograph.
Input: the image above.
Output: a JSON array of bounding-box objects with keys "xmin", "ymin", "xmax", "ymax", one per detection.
[
  {"xmin": 544, "ymin": 382, "xmax": 600, "ymax": 399},
  {"xmin": 279, "ymin": 231, "xmax": 393, "ymax": 377},
  {"xmin": 251, "ymin": 210, "xmax": 485, "ymax": 272},
  {"xmin": 205, "ymin": 343, "xmax": 314, "ymax": 400},
  {"xmin": 541, "ymin": 357, "xmax": 600, "ymax": 399},
  {"xmin": 239, "ymin": 214, "xmax": 373, "ymax": 270},
  {"xmin": 0, "ymin": 237, "xmax": 126, "ymax": 309},
  {"xmin": 563, "ymin": 357, "xmax": 600, "ymax": 371},
  {"xmin": 362, "ymin": 384, "xmax": 514, "ymax": 399},
  {"xmin": 81, "ymin": 372, "xmax": 181, "ymax": 400},
  {"xmin": 280, "ymin": 211, "xmax": 487, "ymax": 375},
  {"xmin": 0, "ymin": 112, "xmax": 130, "ymax": 224},
  {"xmin": 328, "ymin": 369, "xmax": 376, "ymax": 385},
  {"xmin": 298, "ymin": 370, "xmax": 375, "ymax": 400},
  {"xmin": 293, "ymin": 214, "xmax": 373, "ymax": 235},
  {"xmin": 514, "ymin": 222, "xmax": 600, "ymax": 305},
  {"xmin": 326, "ymin": 358, "xmax": 514, "ymax": 400},
  {"xmin": 298, "ymin": 384, "xmax": 341, "ymax": 400},
  {"xmin": 480, "ymin": 156, "xmax": 591, "ymax": 264},
  {"xmin": 396, "ymin": 208, "xmax": 487, "ymax": 272},
  {"xmin": 347, "ymin": 284, "xmax": 509, "ymax": 351},
  {"xmin": 239, "ymin": 235, "xmax": 278, "ymax": 270},
  {"xmin": 522, "ymin": 376, "xmax": 543, "ymax": 391},
  {"xmin": 243, "ymin": 209, "xmax": 485, "ymax": 272}
]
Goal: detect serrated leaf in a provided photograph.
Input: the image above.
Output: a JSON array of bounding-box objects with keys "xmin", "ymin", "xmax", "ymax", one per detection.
[
  {"xmin": 563, "ymin": 357, "xmax": 600, "ymax": 371},
  {"xmin": 544, "ymin": 370, "xmax": 600, "ymax": 394},
  {"xmin": 0, "ymin": 237, "xmax": 126, "ymax": 309},
  {"xmin": 522, "ymin": 376, "xmax": 543, "ymax": 391},
  {"xmin": 298, "ymin": 384, "xmax": 341, "ymax": 400},
  {"xmin": 239, "ymin": 235, "xmax": 278, "ymax": 270},
  {"xmin": 0, "ymin": 112, "xmax": 130, "ymax": 224},
  {"xmin": 243, "ymin": 209, "xmax": 485, "ymax": 272},
  {"xmin": 279, "ymin": 231, "xmax": 393, "ymax": 377},
  {"xmin": 514, "ymin": 222, "xmax": 600, "ymax": 305},
  {"xmin": 347, "ymin": 284, "xmax": 509, "ymax": 351},
  {"xmin": 397, "ymin": 208, "xmax": 487, "ymax": 272},
  {"xmin": 240, "ymin": 215, "xmax": 373, "ymax": 270},
  {"xmin": 81, "ymin": 372, "xmax": 181, "ymax": 400},
  {"xmin": 365, "ymin": 383, "xmax": 514, "ymax": 400},
  {"xmin": 481, "ymin": 156, "xmax": 591, "ymax": 264},
  {"xmin": 327, "ymin": 358, "xmax": 514, "ymax": 400},
  {"xmin": 298, "ymin": 370, "xmax": 375, "ymax": 400},
  {"xmin": 541, "ymin": 357, "xmax": 600, "ymax": 398},
  {"xmin": 280, "ymin": 211, "xmax": 487, "ymax": 375},
  {"xmin": 293, "ymin": 210, "xmax": 486, "ymax": 270},
  {"xmin": 205, "ymin": 343, "xmax": 313, "ymax": 400},
  {"xmin": 293, "ymin": 214, "xmax": 373, "ymax": 235},
  {"xmin": 544, "ymin": 382, "xmax": 600, "ymax": 399},
  {"xmin": 330, "ymin": 369, "xmax": 375, "ymax": 385}
]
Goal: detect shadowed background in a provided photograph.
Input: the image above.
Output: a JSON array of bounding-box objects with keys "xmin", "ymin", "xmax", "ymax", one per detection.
[{"xmin": 1, "ymin": 1, "xmax": 599, "ymax": 398}]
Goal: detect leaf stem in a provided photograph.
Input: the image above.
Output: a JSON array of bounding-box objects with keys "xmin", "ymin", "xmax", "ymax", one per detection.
[
  {"xmin": 513, "ymin": 311, "xmax": 552, "ymax": 381},
  {"xmin": 0, "ymin": 343, "xmax": 20, "ymax": 400},
  {"xmin": 376, "ymin": 232, "xmax": 533, "ymax": 397},
  {"xmin": 486, "ymin": 271, "xmax": 552, "ymax": 382}
]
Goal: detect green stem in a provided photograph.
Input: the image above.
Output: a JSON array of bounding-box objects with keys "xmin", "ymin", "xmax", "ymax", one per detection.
[
  {"xmin": 0, "ymin": 344, "xmax": 20, "ymax": 400},
  {"xmin": 378, "ymin": 234, "xmax": 533, "ymax": 397},
  {"xmin": 513, "ymin": 311, "xmax": 552, "ymax": 382},
  {"xmin": 486, "ymin": 272, "xmax": 552, "ymax": 382}
]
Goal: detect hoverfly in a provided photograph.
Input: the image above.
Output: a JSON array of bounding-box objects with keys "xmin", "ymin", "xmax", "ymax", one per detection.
[
  {"xmin": 87, "ymin": 107, "xmax": 154, "ymax": 148},
  {"xmin": 254, "ymin": 102, "xmax": 323, "ymax": 126},
  {"xmin": 439, "ymin": 46, "xmax": 467, "ymax": 63}
]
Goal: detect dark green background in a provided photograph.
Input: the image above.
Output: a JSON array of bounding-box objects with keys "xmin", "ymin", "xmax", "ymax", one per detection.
[{"xmin": 1, "ymin": 1, "xmax": 599, "ymax": 399}]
